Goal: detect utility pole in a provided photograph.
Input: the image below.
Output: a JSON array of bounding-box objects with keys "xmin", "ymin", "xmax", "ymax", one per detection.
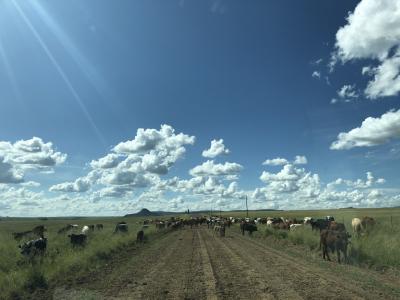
[{"xmin": 245, "ymin": 195, "xmax": 249, "ymax": 218}]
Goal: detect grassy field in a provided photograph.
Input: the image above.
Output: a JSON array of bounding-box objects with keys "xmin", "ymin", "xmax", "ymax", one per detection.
[
  {"xmin": 0, "ymin": 216, "xmax": 158, "ymax": 299},
  {"xmin": 0, "ymin": 207, "xmax": 399, "ymax": 298},
  {"xmin": 224, "ymin": 207, "xmax": 400, "ymax": 269}
]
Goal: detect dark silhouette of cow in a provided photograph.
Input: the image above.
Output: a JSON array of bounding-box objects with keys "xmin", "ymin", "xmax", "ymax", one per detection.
[
  {"xmin": 68, "ymin": 234, "xmax": 87, "ymax": 247},
  {"xmin": 240, "ymin": 222, "xmax": 257, "ymax": 235},
  {"xmin": 320, "ymin": 229, "xmax": 350, "ymax": 264},
  {"xmin": 19, "ymin": 237, "xmax": 47, "ymax": 256},
  {"xmin": 137, "ymin": 230, "xmax": 144, "ymax": 242}
]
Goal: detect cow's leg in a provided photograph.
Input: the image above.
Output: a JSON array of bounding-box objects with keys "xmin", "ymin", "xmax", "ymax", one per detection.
[{"xmin": 337, "ymin": 249, "xmax": 341, "ymax": 264}]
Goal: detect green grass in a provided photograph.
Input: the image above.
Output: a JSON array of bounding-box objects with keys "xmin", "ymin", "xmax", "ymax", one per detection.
[
  {"xmin": 226, "ymin": 207, "xmax": 400, "ymax": 269},
  {"xmin": 0, "ymin": 216, "xmax": 159, "ymax": 299}
]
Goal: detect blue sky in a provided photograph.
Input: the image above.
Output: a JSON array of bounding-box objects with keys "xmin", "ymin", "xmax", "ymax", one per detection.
[{"xmin": 0, "ymin": 0, "xmax": 399, "ymax": 216}]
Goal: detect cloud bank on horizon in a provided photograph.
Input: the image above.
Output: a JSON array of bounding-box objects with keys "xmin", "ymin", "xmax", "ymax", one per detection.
[
  {"xmin": 0, "ymin": 123, "xmax": 398, "ymax": 216},
  {"xmin": 0, "ymin": 0, "xmax": 400, "ymax": 216}
]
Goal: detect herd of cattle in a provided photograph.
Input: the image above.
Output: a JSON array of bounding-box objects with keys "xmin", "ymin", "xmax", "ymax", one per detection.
[
  {"xmin": 11, "ymin": 215, "xmax": 376, "ymax": 264},
  {"xmin": 11, "ymin": 221, "xmax": 146, "ymax": 257}
]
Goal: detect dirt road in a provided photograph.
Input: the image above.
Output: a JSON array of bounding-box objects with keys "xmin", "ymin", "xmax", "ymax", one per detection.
[{"xmin": 53, "ymin": 227, "xmax": 400, "ymax": 300}]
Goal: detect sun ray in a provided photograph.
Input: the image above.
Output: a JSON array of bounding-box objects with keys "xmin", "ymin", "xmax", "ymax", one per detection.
[
  {"xmin": 10, "ymin": 0, "xmax": 106, "ymax": 146},
  {"xmin": 0, "ymin": 35, "xmax": 23, "ymax": 105},
  {"xmin": 27, "ymin": 1, "xmax": 111, "ymax": 99}
]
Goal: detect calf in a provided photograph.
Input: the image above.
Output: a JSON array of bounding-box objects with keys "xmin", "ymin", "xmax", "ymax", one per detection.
[
  {"xmin": 320, "ymin": 230, "xmax": 350, "ymax": 264},
  {"xmin": 19, "ymin": 237, "xmax": 47, "ymax": 256},
  {"xmin": 68, "ymin": 233, "xmax": 87, "ymax": 247},
  {"xmin": 136, "ymin": 230, "xmax": 144, "ymax": 242}
]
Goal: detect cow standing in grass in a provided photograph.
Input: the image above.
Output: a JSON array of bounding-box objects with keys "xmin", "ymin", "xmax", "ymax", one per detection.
[
  {"xmin": 19, "ymin": 237, "xmax": 47, "ymax": 257},
  {"xmin": 137, "ymin": 230, "xmax": 144, "ymax": 243},
  {"xmin": 240, "ymin": 221, "xmax": 257, "ymax": 235},
  {"xmin": 320, "ymin": 229, "xmax": 350, "ymax": 264},
  {"xmin": 114, "ymin": 222, "xmax": 128, "ymax": 233},
  {"xmin": 68, "ymin": 234, "xmax": 87, "ymax": 247}
]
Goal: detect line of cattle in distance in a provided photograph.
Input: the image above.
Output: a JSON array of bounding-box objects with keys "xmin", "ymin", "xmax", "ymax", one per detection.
[
  {"xmin": 189, "ymin": 215, "xmax": 375, "ymax": 264},
  {"xmin": 11, "ymin": 221, "xmax": 146, "ymax": 257},
  {"xmin": 11, "ymin": 215, "xmax": 375, "ymax": 265}
]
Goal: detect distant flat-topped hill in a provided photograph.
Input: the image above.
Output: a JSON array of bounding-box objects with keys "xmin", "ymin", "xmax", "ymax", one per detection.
[{"xmin": 124, "ymin": 208, "xmax": 160, "ymax": 217}]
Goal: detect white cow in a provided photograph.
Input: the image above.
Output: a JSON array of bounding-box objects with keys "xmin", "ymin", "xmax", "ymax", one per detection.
[
  {"xmin": 304, "ymin": 217, "xmax": 312, "ymax": 225},
  {"xmin": 352, "ymin": 218, "xmax": 362, "ymax": 236},
  {"xmin": 81, "ymin": 225, "xmax": 90, "ymax": 235}
]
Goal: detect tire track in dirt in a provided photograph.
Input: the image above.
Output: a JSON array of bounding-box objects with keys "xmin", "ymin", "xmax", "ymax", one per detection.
[
  {"xmin": 117, "ymin": 228, "xmax": 205, "ymax": 299},
  {"xmin": 51, "ymin": 226, "xmax": 400, "ymax": 300},
  {"xmin": 196, "ymin": 230, "xmax": 218, "ymax": 300},
  {"xmin": 230, "ymin": 229, "xmax": 397, "ymax": 299},
  {"xmin": 201, "ymin": 228, "xmax": 275, "ymax": 299}
]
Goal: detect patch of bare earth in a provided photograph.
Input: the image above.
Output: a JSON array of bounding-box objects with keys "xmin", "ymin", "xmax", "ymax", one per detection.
[{"xmin": 50, "ymin": 226, "xmax": 400, "ymax": 300}]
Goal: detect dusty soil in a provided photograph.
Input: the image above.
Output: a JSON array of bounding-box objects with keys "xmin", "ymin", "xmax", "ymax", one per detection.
[{"xmin": 49, "ymin": 226, "xmax": 400, "ymax": 300}]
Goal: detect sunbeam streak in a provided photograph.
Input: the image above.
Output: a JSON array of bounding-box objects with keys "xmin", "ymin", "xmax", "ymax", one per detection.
[
  {"xmin": 28, "ymin": 0, "xmax": 111, "ymax": 99},
  {"xmin": 10, "ymin": 0, "xmax": 106, "ymax": 146},
  {"xmin": 0, "ymin": 36, "xmax": 23, "ymax": 105}
]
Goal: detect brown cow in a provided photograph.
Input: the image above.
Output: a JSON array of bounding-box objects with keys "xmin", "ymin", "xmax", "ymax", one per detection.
[
  {"xmin": 328, "ymin": 221, "xmax": 346, "ymax": 232},
  {"xmin": 320, "ymin": 229, "xmax": 350, "ymax": 264},
  {"xmin": 361, "ymin": 216, "xmax": 375, "ymax": 232}
]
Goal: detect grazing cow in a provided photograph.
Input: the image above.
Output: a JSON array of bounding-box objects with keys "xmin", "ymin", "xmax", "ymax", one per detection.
[
  {"xmin": 81, "ymin": 225, "xmax": 90, "ymax": 234},
  {"xmin": 328, "ymin": 221, "xmax": 346, "ymax": 232},
  {"xmin": 320, "ymin": 229, "xmax": 350, "ymax": 264},
  {"xmin": 351, "ymin": 218, "xmax": 362, "ymax": 236},
  {"xmin": 114, "ymin": 222, "xmax": 128, "ymax": 233},
  {"xmin": 88, "ymin": 225, "xmax": 95, "ymax": 231},
  {"xmin": 96, "ymin": 224, "xmax": 103, "ymax": 230},
  {"xmin": 68, "ymin": 234, "xmax": 87, "ymax": 247},
  {"xmin": 19, "ymin": 237, "xmax": 47, "ymax": 256},
  {"xmin": 310, "ymin": 219, "xmax": 330, "ymax": 232},
  {"xmin": 240, "ymin": 222, "xmax": 257, "ymax": 235},
  {"xmin": 136, "ymin": 230, "xmax": 144, "ymax": 242}
]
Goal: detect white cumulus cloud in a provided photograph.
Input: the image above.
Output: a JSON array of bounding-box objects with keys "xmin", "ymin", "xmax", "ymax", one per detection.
[
  {"xmin": 202, "ymin": 139, "xmax": 230, "ymax": 158},
  {"xmin": 333, "ymin": 0, "xmax": 400, "ymax": 99},
  {"xmin": 331, "ymin": 109, "xmax": 400, "ymax": 150}
]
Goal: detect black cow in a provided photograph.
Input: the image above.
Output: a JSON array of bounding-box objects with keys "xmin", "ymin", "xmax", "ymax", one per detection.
[
  {"xmin": 19, "ymin": 238, "xmax": 47, "ymax": 256},
  {"xmin": 96, "ymin": 224, "xmax": 104, "ymax": 230},
  {"xmin": 114, "ymin": 222, "xmax": 128, "ymax": 233},
  {"xmin": 68, "ymin": 234, "xmax": 87, "ymax": 246},
  {"xmin": 137, "ymin": 230, "xmax": 144, "ymax": 242},
  {"xmin": 310, "ymin": 219, "xmax": 330, "ymax": 232},
  {"xmin": 240, "ymin": 222, "xmax": 258, "ymax": 235}
]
